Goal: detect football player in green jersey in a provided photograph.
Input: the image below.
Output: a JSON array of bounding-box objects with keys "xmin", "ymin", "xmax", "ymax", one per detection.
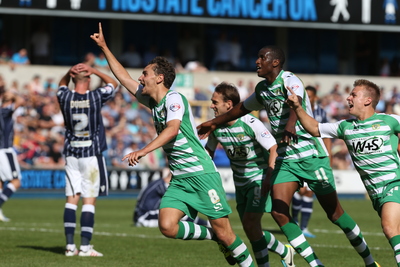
[
  {"xmin": 198, "ymin": 46, "xmax": 378, "ymax": 267},
  {"xmin": 205, "ymin": 82, "xmax": 296, "ymax": 267},
  {"xmin": 288, "ymin": 79, "xmax": 396, "ymax": 266},
  {"xmin": 91, "ymin": 22, "xmax": 254, "ymax": 267}
]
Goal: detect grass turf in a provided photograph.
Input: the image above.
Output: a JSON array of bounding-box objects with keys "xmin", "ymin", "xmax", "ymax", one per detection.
[{"xmin": 0, "ymin": 195, "xmax": 392, "ymax": 266}]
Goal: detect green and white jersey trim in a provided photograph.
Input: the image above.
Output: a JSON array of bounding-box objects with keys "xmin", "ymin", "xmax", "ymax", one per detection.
[
  {"xmin": 243, "ymin": 70, "xmax": 328, "ymax": 161},
  {"xmin": 206, "ymin": 114, "xmax": 276, "ymax": 187},
  {"xmin": 319, "ymin": 113, "xmax": 400, "ymax": 199},
  {"xmin": 136, "ymin": 86, "xmax": 217, "ymax": 179}
]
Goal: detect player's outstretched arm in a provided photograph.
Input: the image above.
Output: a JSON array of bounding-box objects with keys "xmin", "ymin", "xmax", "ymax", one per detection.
[
  {"xmin": 90, "ymin": 22, "xmax": 139, "ymax": 96},
  {"xmin": 286, "ymin": 86, "xmax": 320, "ymax": 137},
  {"xmin": 197, "ymin": 101, "xmax": 250, "ymax": 139}
]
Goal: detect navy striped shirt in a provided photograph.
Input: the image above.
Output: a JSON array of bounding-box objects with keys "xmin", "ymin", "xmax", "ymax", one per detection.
[
  {"xmin": 57, "ymin": 84, "xmax": 115, "ymax": 158},
  {"xmin": 0, "ymin": 104, "xmax": 16, "ymax": 149},
  {"xmin": 313, "ymin": 104, "xmax": 328, "ymax": 123}
]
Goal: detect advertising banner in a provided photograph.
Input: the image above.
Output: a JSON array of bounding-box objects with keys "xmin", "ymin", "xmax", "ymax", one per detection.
[{"xmin": 1, "ymin": 0, "xmax": 399, "ymax": 30}]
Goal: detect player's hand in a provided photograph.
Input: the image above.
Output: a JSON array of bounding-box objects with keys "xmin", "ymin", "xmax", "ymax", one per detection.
[
  {"xmin": 281, "ymin": 128, "xmax": 298, "ymax": 145},
  {"xmin": 285, "ymin": 86, "xmax": 301, "ymax": 109},
  {"xmin": 90, "ymin": 22, "xmax": 107, "ymax": 48},
  {"xmin": 122, "ymin": 150, "xmax": 146, "ymax": 167},
  {"xmin": 70, "ymin": 63, "xmax": 92, "ymax": 77},
  {"xmin": 261, "ymin": 168, "xmax": 273, "ymax": 197},
  {"xmin": 197, "ymin": 121, "xmax": 216, "ymax": 140}
]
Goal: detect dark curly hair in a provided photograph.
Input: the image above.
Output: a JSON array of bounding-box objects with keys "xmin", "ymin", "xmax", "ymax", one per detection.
[{"xmin": 148, "ymin": 56, "xmax": 176, "ymax": 89}]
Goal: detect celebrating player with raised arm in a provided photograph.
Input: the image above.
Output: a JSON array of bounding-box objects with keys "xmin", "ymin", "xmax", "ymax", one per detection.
[
  {"xmin": 197, "ymin": 45, "xmax": 379, "ymax": 267},
  {"xmin": 287, "ymin": 79, "xmax": 398, "ymax": 267},
  {"xmin": 90, "ymin": 22, "xmax": 255, "ymax": 266}
]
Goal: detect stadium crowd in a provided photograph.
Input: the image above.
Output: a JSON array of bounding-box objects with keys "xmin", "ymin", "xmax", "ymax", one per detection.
[{"xmin": 1, "ymin": 60, "xmax": 400, "ymax": 171}]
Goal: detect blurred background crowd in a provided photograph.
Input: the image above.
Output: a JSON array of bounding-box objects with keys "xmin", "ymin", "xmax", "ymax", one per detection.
[{"xmin": 2, "ymin": 60, "xmax": 400, "ymax": 172}]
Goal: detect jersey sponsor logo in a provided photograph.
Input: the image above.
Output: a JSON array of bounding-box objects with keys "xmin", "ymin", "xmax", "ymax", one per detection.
[
  {"xmin": 261, "ymin": 130, "xmax": 271, "ymax": 138},
  {"xmin": 70, "ymin": 100, "xmax": 90, "ymax": 108},
  {"xmin": 227, "ymin": 146, "xmax": 250, "ymax": 158},
  {"xmin": 169, "ymin": 103, "xmax": 181, "ymax": 112},
  {"xmin": 351, "ymin": 136, "xmax": 384, "ymax": 154},
  {"xmin": 250, "ymin": 117, "xmax": 255, "ymax": 123},
  {"xmin": 267, "ymin": 100, "xmax": 282, "ymax": 115}
]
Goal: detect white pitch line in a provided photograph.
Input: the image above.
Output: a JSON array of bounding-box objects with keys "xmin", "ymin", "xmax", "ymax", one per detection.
[{"xmin": 0, "ymin": 226, "xmax": 391, "ymax": 251}]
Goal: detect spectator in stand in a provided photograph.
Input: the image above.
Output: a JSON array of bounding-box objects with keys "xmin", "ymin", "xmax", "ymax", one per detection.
[
  {"xmin": 143, "ymin": 45, "xmax": 158, "ymax": 66},
  {"xmin": 28, "ymin": 75, "xmax": 45, "ymax": 95},
  {"xmin": 82, "ymin": 52, "xmax": 96, "ymax": 67},
  {"xmin": 30, "ymin": 24, "xmax": 51, "ymax": 65},
  {"xmin": 214, "ymin": 31, "xmax": 232, "ymax": 71},
  {"xmin": 119, "ymin": 44, "xmax": 142, "ymax": 68},
  {"xmin": 230, "ymin": 35, "xmax": 242, "ymax": 71},
  {"xmin": 0, "ymin": 51, "xmax": 10, "ymax": 65},
  {"xmin": 94, "ymin": 52, "xmax": 110, "ymax": 70},
  {"xmin": 178, "ymin": 29, "xmax": 200, "ymax": 67},
  {"xmin": 236, "ymin": 79, "xmax": 249, "ymax": 101},
  {"xmin": 10, "ymin": 48, "xmax": 30, "ymax": 70}
]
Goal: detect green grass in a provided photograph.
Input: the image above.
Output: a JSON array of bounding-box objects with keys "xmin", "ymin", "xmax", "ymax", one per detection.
[{"xmin": 0, "ymin": 196, "xmax": 392, "ymax": 266}]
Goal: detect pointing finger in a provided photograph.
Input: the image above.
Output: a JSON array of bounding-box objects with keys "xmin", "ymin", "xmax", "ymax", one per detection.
[{"xmin": 286, "ymin": 85, "xmax": 296, "ymax": 97}]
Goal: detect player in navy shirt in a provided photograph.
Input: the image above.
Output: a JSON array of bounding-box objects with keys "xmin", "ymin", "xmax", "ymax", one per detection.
[
  {"xmin": 58, "ymin": 63, "xmax": 118, "ymax": 257},
  {"xmin": 0, "ymin": 91, "xmax": 25, "ymax": 222}
]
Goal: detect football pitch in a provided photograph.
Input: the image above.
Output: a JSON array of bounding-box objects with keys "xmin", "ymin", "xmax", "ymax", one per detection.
[{"xmin": 0, "ymin": 193, "xmax": 393, "ymax": 267}]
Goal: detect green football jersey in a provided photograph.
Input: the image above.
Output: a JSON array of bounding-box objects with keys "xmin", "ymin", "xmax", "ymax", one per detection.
[
  {"xmin": 206, "ymin": 114, "xmax": 276, "ymax": 187},
  {"xmin": 136, "ymin": 87, "xmax": 217, "ymax": 179},
  {"xmin": 243, "ymin": 70, "xmax": 328, "ymax": 161},
  {"xmin": 319, "ymin": 113, "xmax": 400, "ymax": 200}
]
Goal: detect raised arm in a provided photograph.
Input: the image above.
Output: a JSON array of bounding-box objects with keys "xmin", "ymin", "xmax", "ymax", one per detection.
[
  {"xmin": 90, "ymin": 22, "xmax": 139, "ymax": 96},
  {"xmin": 286, "ymin": 86, "xmax": 321, "ymax": 137},
  {"xmin": 197, "ymin": 101, "xmax": 250, "ymax": 139}
]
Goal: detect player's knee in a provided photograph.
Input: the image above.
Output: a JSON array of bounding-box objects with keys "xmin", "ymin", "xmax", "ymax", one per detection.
[
  {"xmin": 381, "ymin": 221, "xmax": 398, "ymax": 240},
  {"xmin": 158, "ymin": 220, "xmax": 177, "ymax": 238},
  {"xmin": 271, "ymin": 210, "xmax": 289, "ymax": 225}
]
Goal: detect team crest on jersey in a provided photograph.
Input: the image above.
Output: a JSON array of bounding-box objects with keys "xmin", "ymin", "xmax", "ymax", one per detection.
[
  {"xmin": 236, "ymin": 134, "xmax": 245, "ymax": 141},
  {"xmin": 169, "ymin": 103, "xmax": 181, "ymax": 112},
  {"xmin": 261, "ymin": 130, "xmax": 271, "ymax": 138},
  {"xmin": 371, "ymin": 124, "xmax": 380, "ymax": 130}
]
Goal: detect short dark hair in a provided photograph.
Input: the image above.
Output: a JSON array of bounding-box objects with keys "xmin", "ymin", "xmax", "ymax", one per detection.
[
  {"xmin": 305, "ymin": 85, "xmax": 317, "ymax": 95},
  {"xmin": 148, "ymin": 56, "xmax": 176, "ymax": 89},
  {"xmin": 262, "ymin": 45, "xmax": 285, "ymax": 67},
  {"xmin": 353, "ymin": 79, "xmax": 381, "ymax": 108},
  {"xmin": 214, "ymin": 82, "xmax": 240, "ymax": 106}
]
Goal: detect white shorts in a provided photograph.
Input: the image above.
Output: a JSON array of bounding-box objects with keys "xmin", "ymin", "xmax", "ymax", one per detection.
[
  {"xmin": 0, "ymin": 148, "xmax": 22, "ymax": 182},
  {"xmin": 65, "ymin": 155, "xmax": 108, "ymax": 197}
]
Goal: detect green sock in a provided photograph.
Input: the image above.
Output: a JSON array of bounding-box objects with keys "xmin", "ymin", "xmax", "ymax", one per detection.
[
  {"xmin": 250, "ymin": 234, "xmax": 269, "ymax": 266},
  {"xmin": 175, "ymin": 221, "xmax": 213, "ymax": 240},
  {"xmin": 227, "ymin": 234, "xmax": 255, "ymax": 267},
  {"xmin": 389, "ymin": 235, "xmax": 400, "ymax": 267},
  {"xmin": 264, "ymin": 231, "xmax": 287, "ymax": 258},
  {"xmin": 333, "ymin": 212, "xmax": 375, "ymax": 267},
  {"xmin": 281, "ymin": 221, "xmax": 323, "ymax": 266}
]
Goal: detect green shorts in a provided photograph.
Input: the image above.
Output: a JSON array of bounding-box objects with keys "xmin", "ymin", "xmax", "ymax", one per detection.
[
  {"xmin": 235, "ymin": 181, "xmax": 271, "ymax": 219},
  {"xmin": 272, "ymin": 157, "xmax": 336, "ymax": 196},
  {"xmin": 371, "ymin": 180, "xmax": 400, "ymax": 216},
  {"xmin": 160, "ymin": 172, "xmax": 232, "ymax": 220}
]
